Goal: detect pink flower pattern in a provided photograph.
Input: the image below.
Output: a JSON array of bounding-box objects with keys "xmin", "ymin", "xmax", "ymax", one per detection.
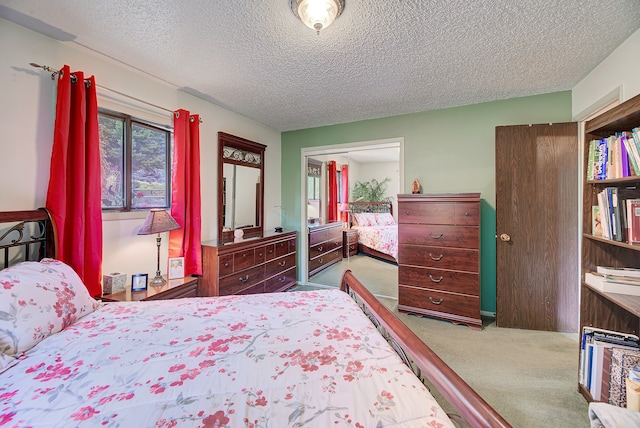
[{"xmin": 1, "ymin": 290, "xmax": 454, "ymax": 427}]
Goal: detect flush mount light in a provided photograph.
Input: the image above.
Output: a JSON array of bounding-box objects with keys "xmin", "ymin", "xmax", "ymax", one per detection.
[{"xmin": 291, "ymin": 0, "xmax": 345, "ymax": 34}]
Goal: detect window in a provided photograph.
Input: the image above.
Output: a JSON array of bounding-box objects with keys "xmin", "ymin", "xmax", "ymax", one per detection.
[{"xmin": 99, "ymin": 110, "xmax": 172, "ymax": 211}]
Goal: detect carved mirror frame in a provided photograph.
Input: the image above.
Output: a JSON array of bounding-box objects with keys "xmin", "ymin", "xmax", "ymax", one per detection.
[{"xmin": 218, "ymin": 132, "xmax": 266, "ymax": 244}]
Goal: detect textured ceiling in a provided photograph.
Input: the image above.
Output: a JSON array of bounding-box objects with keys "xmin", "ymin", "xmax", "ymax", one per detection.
[{"xmin": 1, "ymin": 1, "xmax": 640, "ymax": 131}]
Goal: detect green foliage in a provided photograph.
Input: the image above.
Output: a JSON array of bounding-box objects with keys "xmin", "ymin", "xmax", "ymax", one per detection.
[{"xmin": 352, "ymin": 177, "xmax": 392, "ymax": 202}]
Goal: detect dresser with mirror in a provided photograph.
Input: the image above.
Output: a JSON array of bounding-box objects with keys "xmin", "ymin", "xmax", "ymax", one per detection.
[{"xmin": 201, "ymin": 132, "xmax": 297, "ymax": 297}]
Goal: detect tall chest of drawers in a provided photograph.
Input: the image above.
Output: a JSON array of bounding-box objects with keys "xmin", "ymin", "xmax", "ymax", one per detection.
[
  {"xmin": 397, "ymin": 193, "xmax": 481, "ymax": 329},
  {"xmin": 308, "ymin": 222, "xmax": 343, "ymax": 278},
  {"xmin": 201, "ymin": 231, "xmax": 297, "ymax": 297}
]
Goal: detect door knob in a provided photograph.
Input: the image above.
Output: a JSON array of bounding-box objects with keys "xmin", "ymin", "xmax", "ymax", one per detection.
[{"xmin": 500, "ymin": 233, "xmax": 511, "ymax": 242}]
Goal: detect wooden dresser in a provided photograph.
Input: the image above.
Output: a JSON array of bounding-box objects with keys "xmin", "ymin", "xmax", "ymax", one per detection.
[
  {"xmin": 308, "ymin": 222, "xmax": 343, "ymax": 277},
  {"xmin": 201, "ymin": 231, "xmax": 297, "ymax": 297},
  {"xmin": 343, "ymin": 229, "xmax": 358, "ymax": 258},
  {"xmin": 397, "ymin": 193, "xmax": 481, "ymax": 329}
]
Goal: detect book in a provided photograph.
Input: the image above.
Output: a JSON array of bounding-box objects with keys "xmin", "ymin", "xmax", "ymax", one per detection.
[
  {"xmin": 598, "ymin": 191, "xmax": 612, "ymax": 239},
  {"xmin": 596, "ymin": 266, "xmax": 640, "ymax": 279},
  {"xmin": 585, "ymin": 272, "xmax": 640, "ymax": 296},
  {"xmin": 587, "ymin": 139, "xmax": 596, "ymax": 180},
  {"xmin": 608, "ymin": 187, "xmax": 622, "ymax": 241},
  {"xmin": 592, "ymin": 205, "xmax": 603, "ymax": 237},
  {"xmin": 594, "ymin": 138, "xmax": 608, "ymax": 180},
  {"xmin": 609, "ymin": 347, "xmax": 640, "ymax": 407},
  {"xmin": 627, "ymin": 198, "xmax": 640, "ymax": 244}
]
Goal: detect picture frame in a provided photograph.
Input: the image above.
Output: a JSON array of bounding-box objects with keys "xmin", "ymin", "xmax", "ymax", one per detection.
[
  {"xmin": 131, "ymin": 273, "xmax": 148, "ymax": 291},
  {"xmin": 168, "ymin": 257, "xmax": 185, "ymax": 279}
]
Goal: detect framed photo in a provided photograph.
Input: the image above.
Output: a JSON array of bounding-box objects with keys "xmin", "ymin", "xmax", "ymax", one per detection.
[
  {"xmin": 168, "ymin": 257, "xmax": 185, "ymax": 279},
  {"xmin": 131, "ymin": 273, "xmax": 148, "ymax": 291}
]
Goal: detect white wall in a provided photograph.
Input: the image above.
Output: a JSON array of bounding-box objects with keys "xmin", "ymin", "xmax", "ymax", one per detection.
[
  {"xmin": 0, "ymin": 18, "xmax": 282, "ymax": 283},
  {"xmin": 573, "ymin": 28, "xmax": 640, "ymax": 117}
]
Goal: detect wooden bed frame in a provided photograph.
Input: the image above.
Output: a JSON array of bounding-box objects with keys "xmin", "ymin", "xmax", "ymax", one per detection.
[
  {"xmin": 341, "ymin": 270, "xmax": 510, "ymax": 428},
  {"xmin": 348, "ymin": 201, "xmax": 397, "ymax": 263},
  {"xmin": 0, "ymin": 209, "xmax": 510, "ymax": 428}
]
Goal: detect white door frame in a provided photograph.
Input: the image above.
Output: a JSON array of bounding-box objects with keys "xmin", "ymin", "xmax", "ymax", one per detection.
[{"xmin": 299, "ymin": 137, "xmax": 405, "ymax": 285}]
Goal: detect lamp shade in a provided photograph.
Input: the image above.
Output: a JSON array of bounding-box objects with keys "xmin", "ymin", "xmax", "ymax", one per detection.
[{"xmin": 137, "ymin": 209, "xmax": 180, "ymax": 235}]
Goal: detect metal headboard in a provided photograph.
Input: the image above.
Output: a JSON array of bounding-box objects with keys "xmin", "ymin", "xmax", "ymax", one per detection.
[
  {"xmin": 0, "ymin": 208, "xmax": 56, "ymax": 269},
  {"xmin": 348, "ymin": 201, "xmax": 393, "ymax": 215}
]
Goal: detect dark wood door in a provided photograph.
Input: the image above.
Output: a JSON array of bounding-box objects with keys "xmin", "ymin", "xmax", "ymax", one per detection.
[{"xmin": 495, "ymin": 123, "xmax": 579, "ymax": 332}]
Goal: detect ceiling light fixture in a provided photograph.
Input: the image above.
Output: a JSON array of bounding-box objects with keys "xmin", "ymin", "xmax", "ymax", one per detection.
[{"xmin": 291, "ymin": 0, "xmax": 345, "ymax": 34}]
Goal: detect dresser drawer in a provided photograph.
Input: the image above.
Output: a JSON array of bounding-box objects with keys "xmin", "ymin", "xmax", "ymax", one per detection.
[
  {"xmin": 399, "ymin": 224, "xmax": 479, "ymax": 248},
  {"xmin": 265, "ymin": 266, "xmax": 297, "ymax": 293},
  {"xmin": 399, "ymin": 245, "xmax": 478, "ymax": 272},
  {"xmin": 455, "ymin": 203, "xmax": 480, "ymax": 225},
  {"xmin": 264, "ymin": 244, "xmax": 276, "ymax": 260},
  {"xmin": 309, "ymin": 225, "xmax": 342, "ymax": 245},
  {"xmin": 219, "ymin": 264, "xmax": 265, "ymax": 295},
  {"xmin": 218, "ymin": 254, "xmax": 234, "ymax": 276},
  {"xmin": 308, "ymin": 248, "xmax": 341, "ymax": 272},
  {"xmin": 265, "ymin": 253, "xmax": 296, "ymax": 278},
  {"xmin": 398, "ymin": 203, "xmax": 456, "ymax": 225},
  {"xmin": 233, "ymin": 249, "xmax": 255, "ymax": 272},
  {"xmin": 275, "ymin": 239, "xmax": 292, "ymax": 257},
  {"xmin": 309, "ymin": 237, "xmax": 342, "ymax": 259},
  {"xmin": 236, "ymin": 282, "xmax": 265, "ymax": 295},
  {"xmin": 398, "ymin": 285, "xmax": 480, "ymax": 320},
  {"xmin": 398, "ymin": 265, "xmax": 479, "ymax": 296}
]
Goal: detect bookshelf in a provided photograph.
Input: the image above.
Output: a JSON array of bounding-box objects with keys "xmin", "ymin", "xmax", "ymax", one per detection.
[{"xmin": 580, "ymin": 93, "xmax": 640, "ymax": 401}]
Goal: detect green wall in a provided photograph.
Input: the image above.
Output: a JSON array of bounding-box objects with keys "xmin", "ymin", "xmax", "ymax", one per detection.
[{"xmin": 281, "ymin": 91, "xmax": 572, "ymax": 313}]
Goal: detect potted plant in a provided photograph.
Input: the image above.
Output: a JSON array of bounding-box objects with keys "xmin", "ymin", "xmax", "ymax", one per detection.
[{"xmin": 352, "ymin": 177, "xmax": 392, "ymax": 202}]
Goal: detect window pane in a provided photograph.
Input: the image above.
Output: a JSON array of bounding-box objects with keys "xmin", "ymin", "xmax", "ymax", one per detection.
[
  {"xmin": 99, "ymin": 115, "xmax": 125, "ymax": 209},
  {"xmin": 131, "ymin": 123, "xmax": 169, "ymax": 209}
]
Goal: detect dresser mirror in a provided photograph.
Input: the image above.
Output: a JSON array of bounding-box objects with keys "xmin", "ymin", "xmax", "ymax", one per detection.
[{"xmin": 218, "ymin": 132, "xmax": 266, "ymax": 244}]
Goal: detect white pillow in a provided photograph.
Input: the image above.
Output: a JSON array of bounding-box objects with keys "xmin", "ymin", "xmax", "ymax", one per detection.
[
  {"xmin": 354, "ymin": 212, "xmax": 377, "ymax": 227},
  {"xmin": 375, "ymin": 212, "xmax": 396, "ymax": 226},
  {"xmin": 0, "ymin": 258, "xmax": 99, "ymax": 355}
]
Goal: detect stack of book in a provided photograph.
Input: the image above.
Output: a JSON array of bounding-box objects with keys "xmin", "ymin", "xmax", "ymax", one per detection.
[
  {"xmin": 580, "ymin": 326, "xmax": 640, "ymax": 407},
  {"xmin": 587, "ymin": 128, "xmax": 640, "ymax": 180},
  {"xmin": 592, "ymin": 188, "xmax": 640, "ymax": 244},
  {"xmin": 584, "ymin": 266, "xmax": 640, "ymax": 296}
]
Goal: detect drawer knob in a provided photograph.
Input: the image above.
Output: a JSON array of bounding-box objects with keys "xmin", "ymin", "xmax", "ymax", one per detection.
[
  {"xmin": 224, "ymin": 262, "xmax": 229, "ymax": 268},
  {"xmin": 279, "ymin": 260, "xmax": 286, "ymax": 267},
  {"xmin": 243, "ymin": 254, "xmax": 247, "ymax": 258},
  {"xmin": 269, "ymin": 249, "xmax": 273, "ymax": 254},
  {"xmin": 318, "ymin": 257, "xmax": 323, "ymax": 263},
  {"xmin": 405, "ymin": 211, "xmax": 410, "ymax": 215},
  {"xmin": 500, "ymin": 233, "xmax": 511, "ymax": 242},
  {"xmin": 429, "ymin": 297, "xmax": 444, "ymax": 305},
  {"xmin": 239, "ymin": 275, "xmax": 249, "ymax": 283},
  {"xmin": 317, "ymin": 246, "xmax": 323, "ymax": 252},
  {"xmin": 429, "ymin": 275, "xmax": 443, "ymax": 283},
  {"xmin": 258, "ymin": 252, "xmax": 263, "ymax": 257},
  {"xmin": 335, "ymin": 242, "xmax": 340, "ymax": 246},
  {"xmin": 429, "ymin": 253, "xmax": 443, "ymax": 261},
  {"xmin": 429, "ymin": 232, "xmax": 444, "ymax": 239},
  {"xmin": 279, "ymin": 276, "xmax": 286, "ymax": 283},
  {"xmin": 464, "ymin": 212, "xmax": 470, "ymax": 216}
]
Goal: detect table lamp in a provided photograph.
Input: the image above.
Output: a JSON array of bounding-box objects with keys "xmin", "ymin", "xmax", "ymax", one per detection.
[{"xmin": 137, "ymin": 209, "xmax": 180, "ymax": 286}]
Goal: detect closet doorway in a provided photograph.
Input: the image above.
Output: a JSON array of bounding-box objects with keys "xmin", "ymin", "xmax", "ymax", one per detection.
[{"xmin": 299, "ymin": 138, "xmax": 404, "ymax": 298}]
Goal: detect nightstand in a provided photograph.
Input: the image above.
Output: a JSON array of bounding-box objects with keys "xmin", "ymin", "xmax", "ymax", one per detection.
[
  {"xmin": 343, "ymin": 229, "xmax": 358, "ymax": 258},
  {"xmin": 101, "ymin": 276, "xmax": 198, "ymax": 302}
]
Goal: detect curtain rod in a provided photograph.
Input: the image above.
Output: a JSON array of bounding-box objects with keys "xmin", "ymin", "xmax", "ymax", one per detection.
[{"xmin": 30, "ymin": 63, "xmax": 202, "ymax": 123}]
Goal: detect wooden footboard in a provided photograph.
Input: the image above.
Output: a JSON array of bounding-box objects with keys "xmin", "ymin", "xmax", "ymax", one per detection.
[{"xmin": 340, "ymin": 270, "xmax": 510, "ymax": 428}]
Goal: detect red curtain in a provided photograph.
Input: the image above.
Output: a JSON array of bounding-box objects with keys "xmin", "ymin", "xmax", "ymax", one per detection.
[
  {"xmin": 169, "ymin": 109, "xmax": 202, "ymax": 276},
  {"xmin": 327, "ymin": 161, "xmax": 338, "ymax": 222},
  {"xmin": 340, "ymin": 164, "xmax": 349, "ymax": 222},
  {"xmin": 45, "ymin": 65, "xmax": 103, "ymax": 297}
]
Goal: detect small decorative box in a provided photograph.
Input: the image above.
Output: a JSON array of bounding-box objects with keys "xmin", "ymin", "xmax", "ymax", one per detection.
[{"xmin": 103, "ymin": 272, "xmax": 127, "ymax": 295}]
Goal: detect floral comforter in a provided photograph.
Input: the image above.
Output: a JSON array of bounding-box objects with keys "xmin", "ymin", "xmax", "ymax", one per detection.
[
  {"xmin": 1, "ymin": 289, "xmax": 453, "ymax": 427},
  {"xmin": 352, "ymin": 225, "xmax": 398, "ymax": 260}
]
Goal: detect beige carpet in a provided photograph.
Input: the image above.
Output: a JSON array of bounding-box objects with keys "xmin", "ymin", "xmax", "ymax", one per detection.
[{"xmin": 295, "ymin": 254, "xmax": 590, "ymax": 427}]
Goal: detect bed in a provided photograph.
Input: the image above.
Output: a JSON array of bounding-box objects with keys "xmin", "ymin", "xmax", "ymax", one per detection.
[
  {"xmin": 0, "ymin": 209, "xmax": 509, "ymax": 427},
  {"xmin": 348, "ymin": 202, "xmax": 398, "ymax": 263}
]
